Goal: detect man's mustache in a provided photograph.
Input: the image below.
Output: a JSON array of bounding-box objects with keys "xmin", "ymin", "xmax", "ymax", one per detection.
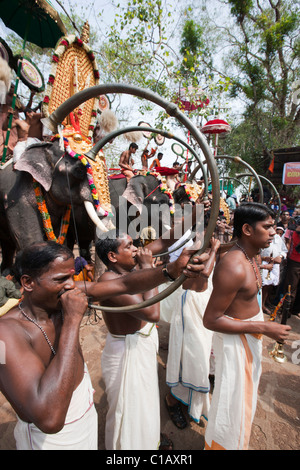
[{"xmin": 57, "ymin": 289, "xmax": 66, "ymax": 299}]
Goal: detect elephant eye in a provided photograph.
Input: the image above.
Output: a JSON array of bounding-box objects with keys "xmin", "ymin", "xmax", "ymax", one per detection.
[{"xmin": 73, "ymin": 164, "xmax": 87, "ymax": 179}]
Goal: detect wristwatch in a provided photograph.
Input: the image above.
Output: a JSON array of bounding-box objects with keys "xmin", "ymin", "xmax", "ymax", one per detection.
[{"xmin": 162, "ymin": 264, "xmax": 176, "ymax": 282}]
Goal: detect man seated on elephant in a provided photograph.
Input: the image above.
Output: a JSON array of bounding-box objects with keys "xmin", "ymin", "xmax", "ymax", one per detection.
[
  {"xmin": 0, "ymin": 240, "xmax": 207, "ymax": 450},
  {"xmin": 149, "ymin": 151, "xmax": 163, "ymax": 169},
  {"xmin": 26, "ymin": 101, "xmax": 44, "ymax": 144},
  {"xmin": 4, "ymin": 106, "xmax": 30, "ymax": 163},
  {"xmin": 141, "ymin": 143, "xmax": 157, "ymax": 171},
  {"xmin": 4, "ymin": 104, "xmax": 44, "ymax": 164},
  {"xmin": 119, "ymin": 142, "xmax": 138, "ymax": 181}
]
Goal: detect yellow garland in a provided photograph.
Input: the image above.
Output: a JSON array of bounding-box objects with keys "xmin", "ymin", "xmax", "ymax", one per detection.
[{"xmin": 33, "ymin": 180, "xmax": 71, "ymax": 245}]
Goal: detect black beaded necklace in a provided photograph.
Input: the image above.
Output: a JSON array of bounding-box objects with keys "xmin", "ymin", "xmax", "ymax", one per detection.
[{"xmin": 19, "ymin": 303, "xmax": 62, "ymax": 356}]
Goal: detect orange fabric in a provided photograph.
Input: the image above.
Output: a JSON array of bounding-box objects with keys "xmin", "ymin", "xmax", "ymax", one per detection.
[
  {"xmin": 150, "ymin": 158, "xmax": 160, "ymax": 169},
  {"xmin": 73, "ymin": 268, "xmax": 93, "ymax": 282},
  {"xmin": 268, "ymin": 155, "xmax": 275, "ymax": 173},
  {"xmin": 205, "ymin": 440, "xmax": 226, "ymax": 450},
  {"xmin": 239, "ymin": 334, "xmax": 254, "ymax": 450},
  {"xmin": 228, "ymin": 316, "xmax": 263, "ymax": 340}
]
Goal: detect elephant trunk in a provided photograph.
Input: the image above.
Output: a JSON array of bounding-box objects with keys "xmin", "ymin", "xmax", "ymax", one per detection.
[{"xmin": 84, "ymin": 201, "xmax": 108, "ymax": 233}]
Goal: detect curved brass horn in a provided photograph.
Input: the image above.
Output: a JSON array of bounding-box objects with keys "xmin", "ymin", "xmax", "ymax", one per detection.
[
  {"xmin": 237, "ymin": 173, "xmax": 281, "ymax": 222},
  {"xmin": 89, "ymin": 125, "xmax": 208, "ymax": 259},
  {"xmin": 43, "ymin": 84, "xmax": 220, "ymax": 312},
  {"xmin": 189, "ymin": 155, "xmax": 264, "ymax": 203}
]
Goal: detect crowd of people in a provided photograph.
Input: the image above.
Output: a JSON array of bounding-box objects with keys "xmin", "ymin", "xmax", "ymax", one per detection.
[
  {"xmin": 0, "ymin": 85, "xmax": 298, "ymax": 452},
  {"xmin": 220, "ymin": 195, "xmax": 300, "ymax": 320},
  {"xmin": 0, "ymin": 199, "xmax": 294, "ymax": 451}
]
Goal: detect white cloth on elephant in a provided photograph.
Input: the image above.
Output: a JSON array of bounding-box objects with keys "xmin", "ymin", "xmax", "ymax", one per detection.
[
  {"xmin": 13, "ymin": 137, "xmax": 42, "ymax": 163},
  {"xmin": 261, "ymin": 234, "xmax": 287, "ymax": 286},
  {"xmin": 204, "ymin": 310, "xmax": 263, "ymax": 450},
  {"xmin": 166, "ymin": 281, "xmax": 214, "ymax": 423},
  {"xmin": 14, "ymin": 364, "xmax": 98, "ymax": 450},
  {"xmin": 13, "ymin": 140, "xmax": 27, "ymax": 163},
  {"xmin": 101, "ymin": 323, "xmax": 160, "ymax": 450}
]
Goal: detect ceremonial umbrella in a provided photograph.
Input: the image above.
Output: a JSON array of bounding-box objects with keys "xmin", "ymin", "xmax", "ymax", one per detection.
[
  {"xmin": 176, "ymin": 87, "xmax": 210, "ymax": 180},
  {"xmin": 176, "ymin": 86, "xmax": 210, "ymax": 113},
  {"xmin": 0, "ymin": 0, "xmax": 66, "ymax": 163},
  {"xmin": 201, "ymin": 118, "xmax": 231, "ymax": 156}
]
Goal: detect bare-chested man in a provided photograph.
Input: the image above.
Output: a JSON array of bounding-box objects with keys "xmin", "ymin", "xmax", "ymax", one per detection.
[
  {"xmin": 4, "ymin": 106, "xmax": 29, "ymax": 163},
  {"xmin": 4, "ymin": 105, "xmax": 43, "ymax": 163},
  {"xmin": 141, "ymin": 143, "xmax": 157, "ymax": 171},
  {"xmin": 0, "ymin": 240, "xmax": 206, "ymax": 450},
  {"xmin": 96, "ymin": 226, "xmax": 207, "ymax": 450},
  {"xmin": 119, "ymin": 142, "xmax": 138, "ymax": 181},
  {"xmin": 203, "ymin": 203, "xmax": 291, "ymax": 450},
  {"xmin": 26, "ymin": 104, "xmax": 43, "ymax": 142}
]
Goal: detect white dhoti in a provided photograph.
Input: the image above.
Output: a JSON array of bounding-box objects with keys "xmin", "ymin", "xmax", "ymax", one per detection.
[
  {"xmin": 261, "ymin": 261, "xmax": 280, "ymax": 286},
  {"xmin": 166, "ymin": 288, "xmax": 213, "ymax": 423},
  {"xmin": 101, "ymin": 323, "xmax": 160, "ymax": 450},
  {"xmin": 14, "ymin": 364, "xmax": 98, "ymax": 450},
  {"xmin": 205, "ymin": 310, "xmax": 263, "ymax": 450},
  {"xmin": 158, "ymin": 282, "xmax": 183, "ymax": 323}
]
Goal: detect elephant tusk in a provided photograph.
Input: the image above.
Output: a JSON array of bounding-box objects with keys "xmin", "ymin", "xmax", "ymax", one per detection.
[{"xmin": 84, "ymin": 201, "xmax": 108, "ymax": 233}]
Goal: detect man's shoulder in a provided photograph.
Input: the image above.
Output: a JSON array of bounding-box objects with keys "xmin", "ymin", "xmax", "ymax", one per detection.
[
  {"xmin": 98, "ymin": 270, "xmax": 120, "ymax": 281},
  {"xmin": 215, "ymin": 248, "xmax": 246, "ymax": 277},
  {"xmin": 0, "ymin": 310, "xmax": 23, "ymax": 336}
]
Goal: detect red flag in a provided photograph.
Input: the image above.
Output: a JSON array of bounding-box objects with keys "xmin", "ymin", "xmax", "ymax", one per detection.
[{"xmin": 268, "ymin": 153, "xmax": 275, "ymax": 173}]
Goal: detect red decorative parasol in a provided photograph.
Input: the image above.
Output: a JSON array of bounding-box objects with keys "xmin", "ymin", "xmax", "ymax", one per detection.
[
  {"xmin": 201, "ymin": 118, "xmax": 231, "ymax": 135},
  {"xmin": 201, "ymin": 118, "xmax": 231, "ymax": 156},
  {"xmin": 153, "ymin": 167, "xmax": 179, "ymax": 176},
  {"xmin": 176, "ymin": 87, "xmax": 210, "ymax": 180}
]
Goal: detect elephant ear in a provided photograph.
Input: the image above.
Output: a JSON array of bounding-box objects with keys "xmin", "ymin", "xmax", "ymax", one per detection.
[
  {"xmin": 14, "ymin": 142, "xmax": 56, "ymax": 192},
  {"xmin": 122, "ymin": 176, "xmax": 144, "ymax": 213}
]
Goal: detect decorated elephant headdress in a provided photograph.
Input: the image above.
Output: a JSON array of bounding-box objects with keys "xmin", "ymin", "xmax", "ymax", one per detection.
[{"xmin": 42, "ymin": 21, "xmax": 113, "ymax": 215}]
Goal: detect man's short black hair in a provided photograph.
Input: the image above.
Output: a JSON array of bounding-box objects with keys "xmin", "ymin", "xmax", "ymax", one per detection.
[
  {"xmin": 95, "ymin": 230, "xmax": 127, "ymax": 267},
  {"xmin": 129, "ymin": 143, "xmax": 138, "ymax": 150},
  {"xmin": 14, "ymin": 241, "xmax": 74, "ymax": 283},
  {"xmin": 233, "ymin": 203, "xmax": 275, "ymax": 239},
  {"xmin": 24, "ymin": 107, "xmax": 34, "ymax": 116}
]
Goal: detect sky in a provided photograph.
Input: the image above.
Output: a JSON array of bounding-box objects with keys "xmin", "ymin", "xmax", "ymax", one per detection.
[{"xmin": 0, "ymin": 0, "xmax": 236, "ymax": 171}]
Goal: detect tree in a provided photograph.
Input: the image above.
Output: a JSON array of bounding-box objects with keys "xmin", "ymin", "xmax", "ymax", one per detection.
[{"xmin": 194, "ymin": 0, "xmax": 299, "ymax": 171}]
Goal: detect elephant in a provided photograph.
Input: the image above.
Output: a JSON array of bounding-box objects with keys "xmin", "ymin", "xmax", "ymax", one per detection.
[
  {"xmin": 108, "ymin": 173, "xmax": 175, "ymax": 241},
  {"xmin": 67, "ymin": 171, "xmax": 205, "ymax": 264},
  {"xmin": 66, "ymin": 171, "xmax": 178, "ymax": 258},
  {"xmin": 0, "ymin": 140, "xmax": 108, "ymax": 272}
]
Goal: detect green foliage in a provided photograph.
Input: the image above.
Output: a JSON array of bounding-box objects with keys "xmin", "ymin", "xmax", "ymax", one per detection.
[
  {"xmin": 228, "ymin": 0, "xmax": 253, "ymax": 23},
  {"xmin": 214, "ymin": 0, "xmax": 300, "ymax": 172}
]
